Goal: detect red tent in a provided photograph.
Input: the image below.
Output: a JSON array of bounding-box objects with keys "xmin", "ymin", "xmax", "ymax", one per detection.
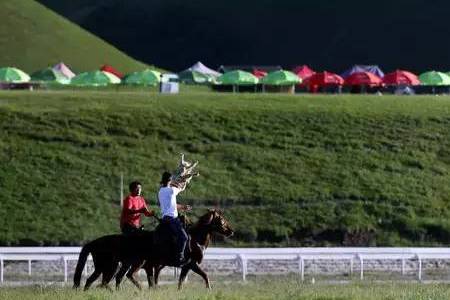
[
  {"xmin": 252, "ymin": 69, "xmax": 267, "ymax": 79},
  {"xmin": 382, "ymin": 70, "xmax": 420, "ymax": 86},
  {"xmin": 100, "ymin": 65, "xmax": 124, "ymax": 79},
  {"xmin": 292, "ymin": 65, "xmax": 315, "ymax": 80},
  {"xmin": 345, "ymin": 71, "xmax": 382, "ymax": 86},
  {"xmin": 303, "ymin": 71, "xmax": 344, "ymax": 87}
]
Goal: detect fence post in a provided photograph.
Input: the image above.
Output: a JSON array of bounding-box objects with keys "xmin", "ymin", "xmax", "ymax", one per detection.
[
  {"xmin": 0, "ymin": 258, "xmax": 3, "ymax": 283},
  {"xmin": 416, "ymin": 254, "xmax": 422, "ymax": 281},
  {"xmin": 28, "ymin": 260, "xmax": 32, "ymax": 276},
  {"xmin": 238, "ymin": 254, "xmax": 247, "ymax": 281},
  {"xmin": 401, "ymin": 258, "xmax": 406, "ymax": 276},
  {"xmin": 357, "ymin": 254, "xmax": 364, "ymax": 280},
  {"xmin": 350, "ymin": 258, "xmax": 354, "ymax": 276},
  {"xmin": 300, "ymin": 257, "xmax": 305, "ymax": 281},
  {"xmin": 297, "ymin": 255, "xmax": 304, "ymax": 281},
  {"xmin": 63, "ymin": 256, "xmax": 68, "ymax": 283}
]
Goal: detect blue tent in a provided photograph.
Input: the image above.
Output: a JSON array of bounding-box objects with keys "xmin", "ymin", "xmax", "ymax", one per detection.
[{"xmin": 341, "ymin": 65, "xmax": 385, "ymax": 79}]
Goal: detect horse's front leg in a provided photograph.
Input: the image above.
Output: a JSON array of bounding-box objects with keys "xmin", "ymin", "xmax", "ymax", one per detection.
[{"xmin": 189, "ymin": 263, "xmax": 211, "ymax": 289}]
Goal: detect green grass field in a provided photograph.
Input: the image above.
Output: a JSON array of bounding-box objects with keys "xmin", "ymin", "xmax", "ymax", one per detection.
[
  {"xmin": 2, "ymin": 90, "xmax": 450, "ymax": 246},
  {"xmin": 0, "ymin": 0, "xmax": 149, "ymax": 73},
  {"xmin": 1, "ymin": 279, "xmax": 450, "ymax": 300}
]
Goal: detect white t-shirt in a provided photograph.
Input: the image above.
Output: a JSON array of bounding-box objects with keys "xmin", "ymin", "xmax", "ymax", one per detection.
[{"xmin": 158, "ymin": 186, "xmax": 181, "ymax": 218}]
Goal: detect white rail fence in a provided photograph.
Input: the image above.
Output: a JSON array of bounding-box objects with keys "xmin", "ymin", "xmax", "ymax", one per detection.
[{"xmin": 1, "ymin": 247, "xmax": 450, "ymax": 284}]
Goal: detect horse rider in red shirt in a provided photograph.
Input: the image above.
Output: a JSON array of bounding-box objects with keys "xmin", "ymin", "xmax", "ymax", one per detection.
[{"xmin": 120, "ymin": 180, "xmax": 155, "ymax": 235}]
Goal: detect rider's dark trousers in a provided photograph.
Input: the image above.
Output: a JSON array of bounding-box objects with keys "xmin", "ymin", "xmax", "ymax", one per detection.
[{"xmin": 164, "ymin": 216, "xmax": 188, "ymax": 259}]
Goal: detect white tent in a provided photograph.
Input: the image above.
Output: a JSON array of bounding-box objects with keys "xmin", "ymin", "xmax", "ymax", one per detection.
[
  {"xmin": 185, "ymin": 61, "xmax": 221, "ymax": 78},
  {"xmin": 52, "ymin": 62, "xmax": 76, "ymax": 79}
]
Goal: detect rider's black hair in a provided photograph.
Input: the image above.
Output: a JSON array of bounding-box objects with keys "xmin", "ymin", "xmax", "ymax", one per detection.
[
  {"xmin": 160, "ymin": 171, "xmax": 172, "ymax": 186},
  {"xmin": 129, "ymin": 181, "xmax": 142, "ymax": 192}
]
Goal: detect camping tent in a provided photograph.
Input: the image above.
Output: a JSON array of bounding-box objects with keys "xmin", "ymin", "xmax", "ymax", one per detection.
[
  {"xmin": 0, "ymin": 67, "xmax": 30, "ymax": 83},
  {"xmin": 217, "ymin": 70, "xmax": 258, "ymax": 85},
  {"xmin": 292, "ymin": 65, "xmax": 315, "ymax": 80},
  {"xmin": 345, "ymin": 71, "xmax": 382, "ymax": 86},
  {"xmin": 53, "ymin": 63, "xmax": 76, "ymax": 79},
  {"xmin": 179, "ymin": 70, "xmax": 213, "ymax": 84},
  {"xmin": 341, "ymin": 65, "xmax": 384, "ymax": 79},
  {"xmin": 100, "ymin": 65, "xmax": 124, "ymax": 79},
  {"xmin": 31, "ymin": 68, "xmax": 70, "ymax": 84},
  {"xmin": 261, "ymin": 70, "xmax": 301, "ymax": 86},
  {"xmin": 383, "ymin": 70, "xmax": 420, "ymax": 86},
  {"xmin": 184, "ymin": 61, "xmax": 221, "ymax": 78},
  {"xmin": 123, "ymin": 69, "xmax": 161, "ymax": 86},
  {"xmin": 71, "ymin": 70, "xmax": 121, "ymax": 86},
  {"xmin": 419, "ymin": 71, "xmax": 450, "ymax": 86},
  {"xmin": 252, "ymin": 69, "xmax": 267, "ymax": 79},
  {"xmin": 303, "ymin": 71, "xmax": 344, "ymax": 87}
]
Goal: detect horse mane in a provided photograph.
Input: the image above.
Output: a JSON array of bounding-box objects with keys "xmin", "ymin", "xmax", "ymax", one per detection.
[{"xmin": 188, "ymin": 210, "xmax": 216, "ymax": 233}]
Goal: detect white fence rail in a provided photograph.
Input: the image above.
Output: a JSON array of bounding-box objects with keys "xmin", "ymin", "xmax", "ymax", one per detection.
[{"xmin": 1, "ymin": 247, "xmax": 450, "ymax": 284}]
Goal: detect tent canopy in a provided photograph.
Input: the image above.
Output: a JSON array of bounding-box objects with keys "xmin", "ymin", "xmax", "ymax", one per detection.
[
  {"xmin": 101, "ymin": 65, "xmax": 124, "ymax": 79},
  {"xmin": 261, "ymin": 70, "xmax": 301, "ymax": 86},
  {"xmin": 185, "ymin": 61, "xmax": 221, "ymax": 77},
  {"xmin": 0, "ymin": 67, "xmax": 30, "ymax": 83},
  {"xmin": 419, "ymin": 71, "xmax": 450, "ymax": 86},
  {"xmin": 124, "ymin": 69, "xmax": 161, "ymax": 86},
  {"xmin": 341, "ymin": 65, "xmax": 384, "ymax": 79},
  {"xmin": 303, "ymin": 71, "xmax": 344, "ymax": 87},
  {"xmin": 383, "ymin": 70, "xmax": 420, "ymax": 86},
  {"xmin": 252, "ymin": 69, "xmax": 267, "ymax": 79},
  {"xmin": 217, "ymin": 70, "xmax": 258, "ymax": 85},
  {"xmin": 53, "ymin": 62, "xmax": 76, "ymax": 79},
  {"xmin": 292, "ymin": 65, "xmax": 315, "ymax": 79},
  {"xmin": 31, "ymin": 67, "xmax": 70, "ymax": 84},
  {"xmin": 345, "ymin": 71, "xmax": 382, "ymax": 86},
  {"xmin": 179, "ymin": 70, "xmax": 213, "ymax": 84},
  {"xmin": 71, "ymin": 70, "xmax": 120, "ymax": 86}
]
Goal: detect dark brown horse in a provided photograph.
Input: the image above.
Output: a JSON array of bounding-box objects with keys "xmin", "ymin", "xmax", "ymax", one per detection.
[
  {"xmin": 115, "ymin": 209, "xmax": 233, "ymax": 290},
  {"xmin": 73, "ymin": 209, "xmax": 233, "ymax": 290}
]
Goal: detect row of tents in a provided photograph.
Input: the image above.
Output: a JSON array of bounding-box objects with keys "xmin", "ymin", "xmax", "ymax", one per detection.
[
  {"xmin": 0, "ymin": 63, "xmax": 162, "ymax": 87},
  {"xmin": 2, "ymin": 62, "xmax": 450, "ymax": 88},
  {"xmin": 180, "ymin": 62, "xmax": 450, "ymax": 88}
]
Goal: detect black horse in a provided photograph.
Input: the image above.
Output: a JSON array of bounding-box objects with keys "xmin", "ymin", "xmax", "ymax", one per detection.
[{"xmin": 73, "ymin": 209, "xmax": 233, "ymax": 290}]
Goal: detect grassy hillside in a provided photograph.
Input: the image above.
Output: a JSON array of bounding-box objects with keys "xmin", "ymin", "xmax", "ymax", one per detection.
[
  {"xmin": 1, "ymin": 91, "xmax": 450, "ymax": 246},
  {"xmin": 0, "ymin": 0, "xmax": 148, "ymax": 74}
]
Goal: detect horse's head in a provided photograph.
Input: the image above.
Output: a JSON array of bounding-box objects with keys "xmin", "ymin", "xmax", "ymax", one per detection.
[{"xmin": 200, "ymin": 209, "xmax": 234, "ymax": 237}]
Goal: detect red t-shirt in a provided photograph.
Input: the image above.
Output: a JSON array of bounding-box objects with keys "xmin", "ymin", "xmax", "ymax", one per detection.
[{"xmin": 120, "ymin": 195, "xmax": 151, "ymax": 227}]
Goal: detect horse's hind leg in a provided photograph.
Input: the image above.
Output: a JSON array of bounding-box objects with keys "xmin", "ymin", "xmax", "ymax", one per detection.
[
  {"xmin": 190, "ymin": 263, "xmax": 210, "ymax": 289},
  {"xmin": 143, "ymin": 264, "xmax": 154, "ymax": 288},
  {"xmin": 126, "ymin": 263, "xmax": 144, "ymax": 290},
  {"xmin": 99, "ymin": 264, "xmax": 118, "ymax": 291},
  {"xmin": 84, "ymin": 270, "xmax": 101, "ymax": 291},
  {"xmin": 177, "ymin": 265, "xmax": 191, "ymax": 290},
  {"xmin": 154, "ymin": 265, "xmax": 165, "ymax": 286},
  {"xmin": 115, "ymin": 264, "xmax": 130, "ymax": 290}
]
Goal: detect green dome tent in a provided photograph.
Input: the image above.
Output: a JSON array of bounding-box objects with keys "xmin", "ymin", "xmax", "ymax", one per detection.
[
  {"xmin": 123, "ymin": 69, "xmax": 161, "ymax": 86},
  {"xmin": 31, "ymin": 68, "xmax": 70, "ymax": 84},
  {"xmin": 260, "ymin": 70, "xmax": 301, "ymax": 86},
  {"xmin": 179, "ymin": 70, "xmax": 213, "ymax": 85},
  {"xmin": 419, "ymin": 71, "xmax": 450, "ymax": 86},
  {"xmin": 217, "ymin": 70, "xmax": 258, "ymax": 85},
  {"xmin": 0, "ymin": 67, "xmax": 30, "ymax": 83},
  {"xmin": 71, "ymin": 71, "xmax": 121, "ymax": 86}
]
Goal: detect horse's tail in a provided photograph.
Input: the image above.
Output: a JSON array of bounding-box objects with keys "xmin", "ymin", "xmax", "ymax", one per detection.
[{"xmin": 73, "ymin": 242, "xmax": 92, "ymax": 288}]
